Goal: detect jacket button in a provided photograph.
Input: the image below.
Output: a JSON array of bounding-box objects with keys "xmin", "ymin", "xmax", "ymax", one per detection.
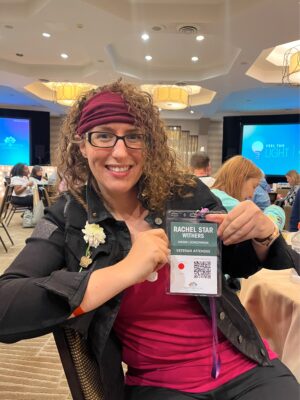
[
  {"xmin": 260, "ymin": 347, "xmax": 266, "ymax": 356},
  {"xmin": 92, "ymin": 212, "xmax": 97, "ymax": 217},
  {"xmin": 237, "ymin": 335, "xmax": 243, "ymax": 344},
  {"xmin": 219, "ymin": 312, "xmax": 226, "ymax": 320},
  {"xmin": 155, "ymin": 217, "xmax": 163, "ymax": 225}
]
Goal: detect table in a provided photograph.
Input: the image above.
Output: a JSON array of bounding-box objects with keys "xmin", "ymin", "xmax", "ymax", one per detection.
[{"xmin": 239, "ymin": 268, "xmax": 300, "ymax": 382}]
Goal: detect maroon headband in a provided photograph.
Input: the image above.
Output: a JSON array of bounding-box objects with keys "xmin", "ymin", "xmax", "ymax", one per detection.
[{"xmin": 77, "ymin": 91, "xmax": 135, "ymax": 136}]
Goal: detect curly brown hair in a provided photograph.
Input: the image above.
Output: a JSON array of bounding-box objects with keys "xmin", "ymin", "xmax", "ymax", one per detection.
[{"xmin": 56, "ymin": 80, "xmax": 196, "ymax": 211}]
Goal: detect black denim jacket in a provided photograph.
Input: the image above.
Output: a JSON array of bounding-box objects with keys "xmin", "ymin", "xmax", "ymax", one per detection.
[{"xmin": 0, "ymin": 180, "xmax": 296, "ymax": 399}]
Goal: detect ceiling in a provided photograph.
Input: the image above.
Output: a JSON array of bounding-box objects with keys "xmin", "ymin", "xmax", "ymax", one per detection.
[{"xmin": 0, "ymin": 0, "xmax": 299, "ymax": 120}]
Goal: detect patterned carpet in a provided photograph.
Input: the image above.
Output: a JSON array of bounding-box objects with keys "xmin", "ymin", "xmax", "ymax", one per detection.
[{"xmin": 0, "ymin": 214, "xmax": 71, "ymax": 399}]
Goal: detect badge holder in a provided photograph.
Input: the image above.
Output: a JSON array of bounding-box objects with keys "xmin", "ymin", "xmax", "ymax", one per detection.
[{"xmin": 166, "ymin": 209, "xmax": 222, "ymax": 297}]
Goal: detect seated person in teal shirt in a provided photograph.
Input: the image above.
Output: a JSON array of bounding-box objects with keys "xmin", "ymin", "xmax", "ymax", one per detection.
[
  {"xmin": 210, "ymin": 156, "xmax": 285, "ymax": 290},
  {"xmin": 211, "ymin": 156, "xmax": 285, "ymax": 231}
]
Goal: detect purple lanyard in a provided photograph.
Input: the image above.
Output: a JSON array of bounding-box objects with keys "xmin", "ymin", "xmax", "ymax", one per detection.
[
  {"xmin": 196, "ymin": 208, "xmax": 221, "ymax": 378},
  {"xmin": 209, "ymin": 297, "xmax": 221, "ymax": 379}
]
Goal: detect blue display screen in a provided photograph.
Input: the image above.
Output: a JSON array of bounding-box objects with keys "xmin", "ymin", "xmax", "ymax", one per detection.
[
  {"xmin": 241, "ymin": 123, "xmax": 300, "ymax": 175},
  {"xmin": 0, "ymin": 117, "xmax": 30, "ymax": 165}
]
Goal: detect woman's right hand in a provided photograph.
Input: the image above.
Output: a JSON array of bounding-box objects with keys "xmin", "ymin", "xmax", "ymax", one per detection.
[
  {"xmin": 77, "ymin": 229, "xmax": 170, "ymax": 315},
  {"xmin": 119, "ymin": 228, "xmax": 170, "ymax": 284}
]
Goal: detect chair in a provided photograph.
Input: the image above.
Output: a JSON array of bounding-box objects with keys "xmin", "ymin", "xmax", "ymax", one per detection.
[
  {"xmin": 53, "ymin": 327, "xmax": 105, "ymax": 400},
  {"xmin": 283, "ymin": 205, "xmax": 292, "ymax": 230},
  {"xmin": 0, "ymin": 184, "xmax": 14, "ymax": 252},
  {"xmin": 268, "ymin": 192, "xmax": 277, "ymax": 204},
  {"xmin": 4, "ymin": 185, "xmax": 32, "ymax": 226},
  {"xmin": 39, "ymin": 186, "xmax": 52, "ymax": 207}
]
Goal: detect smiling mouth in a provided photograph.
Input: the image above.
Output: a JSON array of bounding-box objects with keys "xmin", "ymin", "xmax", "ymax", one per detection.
[{"xmin": 106, "ymin": 165, "xmax": 132, "ymax": 172}]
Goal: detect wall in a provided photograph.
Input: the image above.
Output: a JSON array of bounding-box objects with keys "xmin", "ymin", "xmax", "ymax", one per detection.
[
  {"xmin": 206, "ymin": 121, "xmax": 223, "ymax": 174},
  {"xmin": 164, "ymin": 118, "xmax": 208, "ymax": 152},
  {"xmin": 50, "ymin": 116, "xmax": 64, "ymax": 165},
  {"xmin": 164, "ymin": 117, "xmax": 223, "ymax": 173}
]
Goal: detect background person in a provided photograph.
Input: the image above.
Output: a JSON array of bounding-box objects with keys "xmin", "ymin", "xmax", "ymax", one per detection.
[
  {"xmin": 10, "ymin": 162, "xmax": 33, "ymax": 207},
  {"xmin": 283, "ymin": 170, "xmax": 300, "ymax": 206},
  {"xmin": 253, "ymin": 173, "xmax": 271, "ymax": 210},
  {"xmin": 289, "ymin": 188, "xmax": 300, "ymax": 232},
  {"xmin": 0, "ymin": 82, "xmax": 298, "ymax": 400},
  {"xmin": 276, "ymin": 170, "xmax": 300, "ymax": 207},
  {"xmin": 30, "ymin": 165, "xmax": 47, "ymax": 184},
  {"xmin": 30, "ymin": 165, "xmax": 49, "ymax": 206},
  {"xmin": 211, "ymin": 156, "xmax": 285, "ymax": 232},
  {"xmin": 189, "ymin": 152, "xmax": 215, "ymax": 187}
]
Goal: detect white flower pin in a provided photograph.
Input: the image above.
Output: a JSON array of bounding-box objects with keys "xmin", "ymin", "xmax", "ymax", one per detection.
[{"xmin": 79, "ymin": 222, "xmax": 106, "ymax": 272}]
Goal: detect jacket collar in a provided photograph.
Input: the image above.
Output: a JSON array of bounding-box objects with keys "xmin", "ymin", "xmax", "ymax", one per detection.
[{"xmin": 86, "ymin": 181, "xmax": 113, "ymax": 224}]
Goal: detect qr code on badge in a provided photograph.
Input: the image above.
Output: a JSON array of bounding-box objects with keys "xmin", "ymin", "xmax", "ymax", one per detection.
[{"xmin": 193, "ymin": 260, "xmax": 211, "ymax": 279}]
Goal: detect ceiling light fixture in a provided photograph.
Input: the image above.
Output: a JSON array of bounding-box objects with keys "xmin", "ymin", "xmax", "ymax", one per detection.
[
  {"xmin": 283, "ymin": 47, "xmax": 300, "ymax": 85},
  {"xmin": 60, "ymin": 53, "xmax": 69, "ymax": 59},
  {"xmin": 42, "ymin": 32, "xmax": 51, "ymax": 38},
  {"xmin": 191, "ymin": 56, "xmax": 199, "ymax": 62},
  {"xmin": 44, "ymin": 82, "xmax": 97, "ymax": 106},
  {"xmin": 141, "ymin": 84, "xmax": 216, "ymax": 111},
  {"xmin": 152, "ymin": 86, "xmax": 188, "ymax": 110},
  {"xmin": 145, "ymin": 55, "xmax": 152, "ymax": 61},
  {"xmin": 287, "ymin": 51, "xmax": 300, "ymax": 84},
  {"xmin": 196, "ymin": 35, "xmax": 204, "ymax": 41},
  {"xmin": 141, "ymin": 33, "xmax": 149, "ymax": 41}
]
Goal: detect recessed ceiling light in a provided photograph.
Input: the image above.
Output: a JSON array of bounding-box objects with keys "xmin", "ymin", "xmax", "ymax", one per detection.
[
  {"xmin": 190, "ymin": 110, "xmax": 195, "ymax": 114},
  {"xmin": 61, "ymin": 53, "xmax": 69, "ymax": 59},
  {"xmin": 145, "ymin": 55, "xmax": 152, "ymax": 61},
  {"xmin": 141, "ymin": 33, "xmax": 149, "ymax": 41},
  {"xmin": 152, "ymin": 25, "xmax": 164, "ymax": 31},
  {"xmin": 191, "ymin": 56, "xmax": 199, "ymax": 62},
  {"xmin": 196, "ymin": 35, "xmax": 204, "ymax": 41},
  {"xmin": 42, "ymin": 32, "xmax": 51, "ymax": 38},
  {"xmin": 16, "ymin": 53, "xmax": 24, "ymax": 57}
]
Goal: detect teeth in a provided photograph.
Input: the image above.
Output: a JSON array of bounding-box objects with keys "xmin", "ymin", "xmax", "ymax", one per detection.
[{"xmin": 108, "ymin": 166, "xmax": 130, "ymax": 172}]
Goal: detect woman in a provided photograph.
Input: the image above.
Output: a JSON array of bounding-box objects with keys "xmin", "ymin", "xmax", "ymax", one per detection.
[
  {"xmin": 211, "ymin": 156, "xmax": 285, "ymax": 231},
  {"xmin": 30, "ymin": 165, "xmax": 47, "ymax": 184},
  {"xmin": 0, "ymin": 82, "xmax": 298, "ymax": 400},
  {"xmin": 10, "ymin": 162, "xmax": 34, "ymax": 207},
  {"xmin": 289, "ymin": 188, "xmax": 300, "ymax": 232},
  {"xmin": 283, "ymin": 170, "xmax": 299, "ymax": 206},
  {"xmin": 30, "ymin": 165, "xmax": 49, "ymax": 205}
]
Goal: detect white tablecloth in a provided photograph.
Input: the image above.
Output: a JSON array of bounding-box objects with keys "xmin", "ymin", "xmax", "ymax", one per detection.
[{"xmin": 240, "ymin": 268, "xmax": 300, "ymax": 382}]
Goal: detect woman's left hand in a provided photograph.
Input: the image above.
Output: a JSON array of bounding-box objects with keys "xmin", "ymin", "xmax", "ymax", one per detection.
[{"xmin": 205, "ymin": 200, "xmax": 275, "ymax": 245}]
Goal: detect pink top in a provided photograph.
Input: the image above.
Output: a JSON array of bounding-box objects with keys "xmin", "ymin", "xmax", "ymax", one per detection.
[{"xmin": 114, "ymin": 265, "xmax": 277, "ymax": 393}]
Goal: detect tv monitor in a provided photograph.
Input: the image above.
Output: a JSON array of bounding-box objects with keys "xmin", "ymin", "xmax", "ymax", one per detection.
[
  {"xmin": 241, "ymin": 123, "xmax": 300, "ymax": 176},
  {"xmin": 223, "ymin": 114, "xmax": 300, "ymax": 182},
  {"xmin": 0, "ymin": 117, "xmax": 30, "ymax": 165},
  {"xmin": 0, "ymin": 109, "xmax": 50, "ymax": 165}
]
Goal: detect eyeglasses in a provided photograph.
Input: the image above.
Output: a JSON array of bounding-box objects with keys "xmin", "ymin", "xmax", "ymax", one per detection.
[{"xmin": 86, "ymin": 131, "xmax": 146, "ymax": 149}]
